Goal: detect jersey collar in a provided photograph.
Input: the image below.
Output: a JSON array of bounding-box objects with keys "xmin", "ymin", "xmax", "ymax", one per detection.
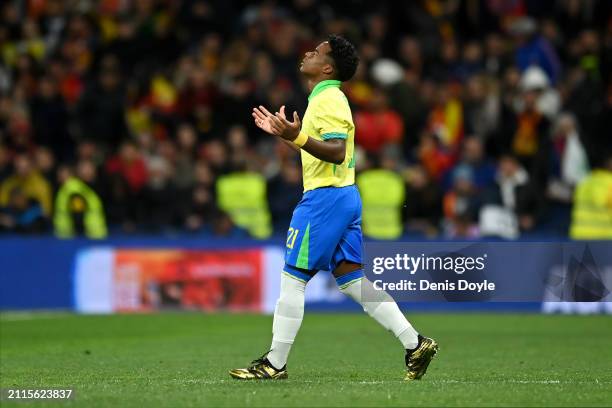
[{"xmin": 308, "ymin": 80, "xmax": 342, "ymax": 101}]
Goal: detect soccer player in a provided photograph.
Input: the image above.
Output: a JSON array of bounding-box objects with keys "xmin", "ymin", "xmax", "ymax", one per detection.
[{"xmin": 229, "ymin": 35, "xmax": 438, "ymax": 381}]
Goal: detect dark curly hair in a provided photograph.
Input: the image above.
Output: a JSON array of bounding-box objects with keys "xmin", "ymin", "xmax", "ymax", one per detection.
[{"xmin": 327, "ymin": 34, "xmax": 359, "ymax": 82}]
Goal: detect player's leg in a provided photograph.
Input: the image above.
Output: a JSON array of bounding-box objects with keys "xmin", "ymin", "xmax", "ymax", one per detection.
[
  {"xmin": 331, "ymin": 191, "xmax": 438, "ymax": 380},
  {"xmin": 228, "ymin": 264, "xmax": 314, "ymax": 380},
  {"xmin": 230, "ymin": 193, "xmax": 319, "ymax": 380},
  {"xmin": 333, "ymin": 261, "xmax": 438, "ymax": 380},
  {"xmin": 267, "ymin": 265, "xmax": 315, "ymax": 370},
  {"xmin": 266, "ymin": 186, "xmax": 353, "ymax": 368},
  {"xmin": 332, "ymin": 258, "xmax": 419, "ymax": 350}
]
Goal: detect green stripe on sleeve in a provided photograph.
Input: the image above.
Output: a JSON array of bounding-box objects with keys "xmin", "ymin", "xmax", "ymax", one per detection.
[{"xmin": 321, "ymin": 132, "xmax": 347, "ymax": 140}]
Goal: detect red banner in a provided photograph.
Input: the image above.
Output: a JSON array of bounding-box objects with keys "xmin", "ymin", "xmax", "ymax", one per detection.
[{"xmin": 112, "ymin": 249, "xmax": 263, "ymax": 312}]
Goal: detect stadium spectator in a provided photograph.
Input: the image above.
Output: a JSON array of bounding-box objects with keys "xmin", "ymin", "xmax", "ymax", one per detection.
[
  {"xmin": 358, "ymin": 148, "xmax": 406, "ymax": 240},
  {"xmin": 387, "ymin": 67, "xmax": 428, "ymax": 155},
  {"xmin": 426, "ymin": 80, "xmax": 464, "ymax": 153},
  {"xmin": 485, "ymin": 154, "xmax": 543, "ymax": 232},
  {"xmin": 75, "ymin": 140, "xmax": 102, "ymax": 165},
  {"xmin": 216, "ymin": 170, "xmax": 272, "ymax": 239},
  {"xmin": 448, "ymin": 136, "xmax": 496, "ymax": 192},
  {"xmin": 463, "ymin": 74, "xmax": 500, "ymax": 139},
  {"xmin": 28, "ymin": 76, "xmax": 71, "ymax": 160},
  {"xmin": 0, "ymin": 187, "xmax": 47, "ymax": 234},
  {"xmin": 210, "ymin": 209, "xmax": 248, "ymax": 238},
  {"xmin": 177, "ymin": 66, "xmax": 219, "ymax": 131},
  {"xmin": 76, "ymin": 159, "xmax": 105, "ymax": 196},
  {"xmin": 104, "ymin": 140, "xmax": 148, "ymax": 230},
  {"xmin": 33, "ymin": 146, "xmax": 56, "ymax": 188},
  {"xmin": 54, "ymin": 162, "xmax": 107, "ymax": 239},
  {"xmin": 442, "ymin": 164, "xmax": 481, "ymax": 238},
  {"xmin": 105, "ymin": 140, "xmax": 148, "ymax": 193},
  {"xmin": 202, "ymin": 139, "xmax": 230, "ymax": 175},
  {"xmin": 173, "ymin": 123, "xmax": 198, "ymax": 191},
  {"xmin": 183, "ymin": 185, "xmax": 216, "ymax": 233},
  {"xmin": 547, "ymin": 113, "xmax": 589, "ymax": 203},
  {"xmin": 483, "ymin": 33, "xmax": 512, "ymax": 78},
  {"xmin": 267, "ymin": 159, "xmax": 302, "ymax": 233},
  {"xmin": 417, "ymin": 132, "xmax": 453, "ymax": 182},
  {"xmin": 519, "ymin": 65, "xmax": 561, "ymax": 119},
  {"xmin": 0, "ymin": 154, "xmax": 52, "ymax": 216},
  {"xmin": 142, "ymin": 156, "xmax": 177, "ymax": 231},
  {"xmin": 354, "ymin": 87, "xmax": 404, "ymax": 153},
  {"xmin": 498, "ymin": 68, "xmax": 552, "ymax": 189},
  {"xmin": 511, "ymin": 16, "xmax": 562, "ymax": 84},
  {"xmin": 404, "ymin": 165, "xmax": 443, "ymax": 237},
  {"xmin": 75, "ymin": 64, "xmax": 127, "ymax": 149},
  {"xmin": 343, "ymin": 62, "xmax": 373, "ymax": 111},
  {"xmin": 0, "ymin": 144, "xmax": 10, "ymax": 181},
  {"xmin": 570, "ymin": 153, "xmax": 612, "ymax": 239},
  {"xmin": 178, "ymin": 158, "xmax": 217, "ymax": 233}
]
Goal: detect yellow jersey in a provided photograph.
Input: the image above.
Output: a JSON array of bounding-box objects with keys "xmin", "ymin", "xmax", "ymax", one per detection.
[{"xmin": 300, "ymin": 80, "xmax": 355, "ymax": 192}]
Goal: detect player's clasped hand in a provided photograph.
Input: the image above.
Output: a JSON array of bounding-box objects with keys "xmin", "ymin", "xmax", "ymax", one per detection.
[{"xmin": 252, "ymin": 105, "xmax": 301, "ymax": 141}]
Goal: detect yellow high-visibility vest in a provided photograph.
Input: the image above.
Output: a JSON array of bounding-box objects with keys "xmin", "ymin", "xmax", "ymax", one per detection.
[
  {"xmin": 217, "ymin": 172, "xmax": 272, "ymax": 239},
  {"xmin": 54, "ymin": 177, "xmax": 107, "ymax": 239},
  {"xmin": 570, "ymin": 170, "xmax": 612, "ymax": 239},
  {"xmin": 357, "ymin": 169, "xmax": 405, "ymax": 239}
]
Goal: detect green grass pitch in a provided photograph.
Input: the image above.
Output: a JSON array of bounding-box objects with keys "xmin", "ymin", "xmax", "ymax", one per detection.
[{"xmin": 1, "ymin": 312, "xmax": 611, "ymax": 407}]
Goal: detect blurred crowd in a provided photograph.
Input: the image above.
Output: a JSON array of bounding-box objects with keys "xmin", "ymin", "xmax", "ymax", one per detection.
[{"xmin": 1, "ymin": 0, "xmax": 611, "ymax": 239}]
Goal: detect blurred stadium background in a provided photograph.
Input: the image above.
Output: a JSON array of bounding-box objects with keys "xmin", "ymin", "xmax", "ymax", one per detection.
[{"xmin": 1, "ymin": 0, "xmax": 612, "ymax": 312}]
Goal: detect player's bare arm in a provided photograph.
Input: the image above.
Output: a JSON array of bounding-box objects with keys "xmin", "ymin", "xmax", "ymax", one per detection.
[
  {"xmin": 300, "ymin": 138, "xmax": 345, "ymax": 165},
  {"xmin": 253, "ymin": 104, "xmax": 346, "ymax": 164}
]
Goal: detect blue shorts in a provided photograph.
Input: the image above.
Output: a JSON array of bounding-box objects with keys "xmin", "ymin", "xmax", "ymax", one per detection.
[{"xmin": 284, "ymin": 184, "xmax": 363, "ymax": 276}]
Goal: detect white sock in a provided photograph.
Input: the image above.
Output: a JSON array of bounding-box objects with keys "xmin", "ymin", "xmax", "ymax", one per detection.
[
  {"xmin": 339, "ymin": 276, "xmax": 419, "ymax": 349},
  {"xmin": 267, "ymin": 272, "xmax": 306, "ymax": 370}
]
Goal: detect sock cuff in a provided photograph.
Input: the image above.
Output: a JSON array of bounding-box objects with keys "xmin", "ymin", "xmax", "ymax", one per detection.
[
  {"xmin": 272, "ymin": 337, "xmax": 295, "ymax": 345},
  {"xmin": 396, "ymin": 324, "xmax": 416, "ymax": 340},
  {"xmin": 283, "ymin": 263, "xmax": 315, "ymax": 283},
  {"xmin": 336, "ymin": 269, "xmax": 364, "ymax": 289}
]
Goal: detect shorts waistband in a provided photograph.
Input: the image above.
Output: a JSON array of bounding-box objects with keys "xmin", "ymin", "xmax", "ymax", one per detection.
[{"xmin": 303, "ymin": 184, "xmax": 356, "ymax": 195}]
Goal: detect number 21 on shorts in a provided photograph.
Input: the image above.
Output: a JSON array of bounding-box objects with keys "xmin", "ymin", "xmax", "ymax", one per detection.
[{"xmin": 286, "ymin": 227, "xmax": 299, "ymax": 249}]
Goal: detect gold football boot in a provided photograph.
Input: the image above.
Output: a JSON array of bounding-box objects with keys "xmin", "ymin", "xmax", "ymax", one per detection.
[
  {"xmin": 405, "ymin": 335, "xmax": 439, "ymax": 380},
  {"xmin": 229, "ymin": 352, "xmax": 288, "ymax": 380}
]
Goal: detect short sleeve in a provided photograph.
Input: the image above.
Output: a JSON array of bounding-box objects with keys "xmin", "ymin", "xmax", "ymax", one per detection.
[{"xmin": 314, "ymin": 97, "xmax": 350, "ymax": 140}]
